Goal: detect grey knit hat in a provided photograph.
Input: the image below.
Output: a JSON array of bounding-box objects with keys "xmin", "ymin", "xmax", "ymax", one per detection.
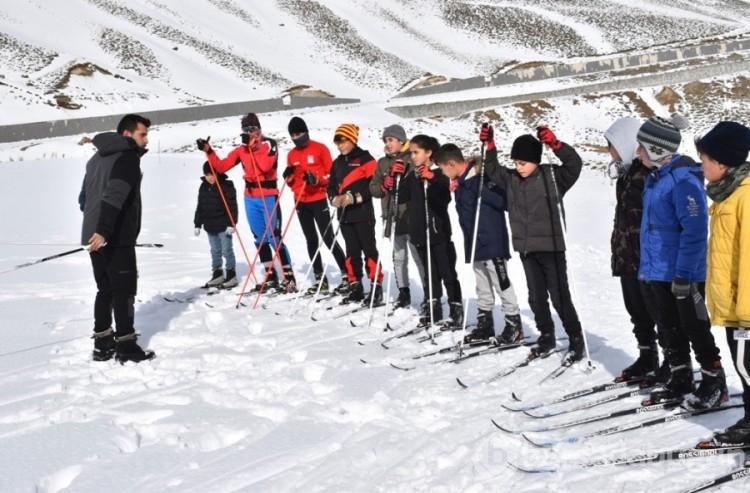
[
  {"xmin": 382, "ymin": 124, "xmax": 407, "ymax": 143},
  {"xmin": 636, "ymin": 113, "xmax": 690, "ymax": 164}
]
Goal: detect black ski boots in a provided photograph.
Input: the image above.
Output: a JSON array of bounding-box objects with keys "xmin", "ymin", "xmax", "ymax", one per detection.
[
  {"xmin": 205, "ymin": 268, "xmax": 224, "ymax": 288},
  {"xmin": 529, "ymin": 332, "xmax": 556, "ymax": 359},
  {"xmin": 221, "ymin": 268, "xmax": 238, "ymax": 289},
  {"xmin": 333, "ymin": 279, "xmax": 351, "ymax": 296},
  {"xmin": 646, "ymin": 362, "xmax": 694, "ymax": 405},
  {"xmin": 344, "ymin": 281, "xmax": 364, "ymax": 303},
  {"xmin": 497, "ymin": 314, "xmax": 524, "ymax": 345},
  {"xmin": 114, "ymin": 332, "xmax": 155, "ymax": 364},
  {"xmin": 92, "ymin": 327, "xmax": 116, "ymax": 362},
  {"xmin": 281, "ymin": 267, "xmax": 298, "ymax": 293},
  {"xmin": 419, "ymin": 298, "xmax": 443, "ymax": 326},
  {"xmin": 618, "ymin": 345, "xmax": 659, "ymax": 382},
  {"xmin": 563, "ymin": 332, "xmax": 585, "ymax": 365},
  {"xmin": 395, "ymin": 287, "xmax": 411, "ymax": 309},
  {"xmin": 365, "ymin": 283, "xmax": 383, "ymax": 305},
  {"xmin": 462, "ymin": 309, "xmax": 494, "ymax": 343},
  {"xmin": 713, "ymin": 415, "xmax": 750, "ymax": 446},
  {"xmin": 684, "ymin": 361, "xmax": 729, "ymax": 410},
  {"xmin": 307, "ymin": 274, "xmax": 329, "ymax": 295},
  {"xmin": 448, "ymin": 302, "xmax": 463, "ymax": 327}
]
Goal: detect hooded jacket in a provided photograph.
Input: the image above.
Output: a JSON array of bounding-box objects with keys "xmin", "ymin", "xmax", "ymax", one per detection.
[
  {"xmin": 194, "ymin": 173, "xmax": 238, "ymax": 234},
  {"xmin": 605, "ymin": 118, "xmax": 649, "ymax": 277},
  {"xmin": 483, "ymin": 143, "xmax": 582, "ymax": 253},
  {"xmin": 638, "ymin": 155, "xmax": 708, "ymax": 282},
  {"xmin": 398, "ymin": 164, "xmax": 452, "ymax": 247},
  {"xmin": 81, "ymin": 132, "xmax": 146, "ymax": 246},
  {"xmin": 370, "ymin": 142, "xmax": 411, "ymax": 237},
  {"xmin": 454, "ymin": 156, "xmax": 511, "ymax": 262}
]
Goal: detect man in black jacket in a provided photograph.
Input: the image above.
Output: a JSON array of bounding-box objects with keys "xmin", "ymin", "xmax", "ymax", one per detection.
[{"xmin": 82, "ymin": 114, "xmax": 155, "ymax": 364}]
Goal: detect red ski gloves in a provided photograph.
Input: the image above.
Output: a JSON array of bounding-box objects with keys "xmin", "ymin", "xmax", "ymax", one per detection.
[{"xmin": 537, "ymin": 125, "xmax": 563, "ymax": 151}]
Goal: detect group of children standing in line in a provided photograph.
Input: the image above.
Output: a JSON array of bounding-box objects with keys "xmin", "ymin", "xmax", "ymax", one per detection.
[{"xmin": 193, "ymin": 112, "xmax": 750, "ymax": 445}]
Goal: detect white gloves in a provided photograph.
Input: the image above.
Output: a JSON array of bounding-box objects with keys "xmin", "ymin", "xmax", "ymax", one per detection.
[
  {"xmin": 194, "ymin": 228, "xmax": 201, "ymax": 236},
  {"xmin": 226, "ymin": 226, "xmax": 235, "ymax": 236}
]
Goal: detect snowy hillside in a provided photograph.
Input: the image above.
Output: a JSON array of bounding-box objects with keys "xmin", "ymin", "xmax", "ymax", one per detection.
[{"xmin": 2, "ymin": 1, "xmax": 750, "ymax": 492}]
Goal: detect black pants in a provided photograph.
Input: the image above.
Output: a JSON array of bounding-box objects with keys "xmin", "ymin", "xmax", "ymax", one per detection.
[
  {"xmin": 619, "ymin": 275, "xmax": 661, "ymax": 348},
  {"xmin": 297, "ymin": 199, "xmax": 347, "ymax": 275},
  {"xmin": 520, "ymin": 251, "xmax": 581, "ymax": 337},
  {"xmin": 725, "ymin": 327, "xmax": 750, "ymax": 416},
  {"xmin": 640, "ymin": 281, "xmax": 719, "ymax": 369},
  {"xmin": 341, "ymin": 220, "xmax": 381, "ymax": 283},
  {"xmin": 416, "ymin": 241, "xmax": 462, "ymax": 304},
  {"xmin": 90, "ymin": 246, "xmax": 138, "ymax": 337}
]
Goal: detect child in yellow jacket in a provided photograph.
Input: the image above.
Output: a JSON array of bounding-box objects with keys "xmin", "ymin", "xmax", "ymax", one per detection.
[{"xmin": 698, "ymin": 121, "xmax": 750, "ymax": 445}]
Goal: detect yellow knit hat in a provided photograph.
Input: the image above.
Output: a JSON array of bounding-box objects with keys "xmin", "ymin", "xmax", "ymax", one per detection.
[{"xmin": 334, "ymin": 123, "xmax": 359, "ymax": 144}]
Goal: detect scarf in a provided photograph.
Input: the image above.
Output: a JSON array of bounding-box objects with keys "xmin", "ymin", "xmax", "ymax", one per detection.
[{"xmin": 706, "ymin": 162, "xmax": 750, "ymax": 203}]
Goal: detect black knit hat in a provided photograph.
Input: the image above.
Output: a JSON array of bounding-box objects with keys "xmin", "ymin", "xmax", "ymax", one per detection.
[
  {"xmin": 697, "ymin": 121, "xmax": 750, "ymax": 167},
  {"xmin": 202, "ymin": 161, "xmax": 212, "ymax": 175},
  {"xmin": 288, "ymin": 116, "xmax": 308, "ymax": 135},
  {"xmin": 240, "ymin": 112, "xmax": 260, "ymax": 130},
  {"xmin": 637, "ymin": 114, "xmax": 689, "ymax": 163},
  {"xmin": 510, "ymin": 134, "xmax": 542, "ymax": 164}
]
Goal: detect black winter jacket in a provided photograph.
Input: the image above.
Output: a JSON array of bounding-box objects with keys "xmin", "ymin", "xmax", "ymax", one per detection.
[
  {"xmin": 611, "ymin": 158, "xmax": 649, "ymax": 277},
  {"xmin": 327, "ymin": 146, "xmax": 377, "ymax": 224},
  {"xmin": 484, "ymin": 143, "xmax": 582, "ymax": 253},
  {"xmin": 194, "ymin": 174, "xmax": 239, "ymax": 233},
  {"xmin": 81, "ymin": 132, "xmax": 147, "ymax": 246},
  {"xmin": 398, "ymin": 164, "xmax": 452, "ymax": 247}
]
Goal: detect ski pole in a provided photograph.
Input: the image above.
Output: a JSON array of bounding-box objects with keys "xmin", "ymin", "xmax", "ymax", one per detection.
[
  {"xmin": 306, "ymin": 207, "xmax": 347, "ymax": 320},
  {"xmin": 380, "ymin": 173, "xmax": 403, "ymax": 328},
  {"xmin": 0, "ymin": 243, "xmax": 164, "ymax": 275},
  {"xmin": 423, "ymin": 176, "xmax": 437, "ymax": 343},
  {"xmin": 204, "ymin": 160, "xmax": 256, "ymax": 285},
  {"xmin": 542, "ymin": 132, "xmax": 594, "ymax": 372},
  {"xmin": 458, "ymin": 134, "xmax": 486, "ymax": 350},
  {"xmin": 250, "ymin": 188, "xmax": 304, "ymax": 309},
  {"xmin": 287, "ymin": 201, "xmax": 339, "ymax": 316}
]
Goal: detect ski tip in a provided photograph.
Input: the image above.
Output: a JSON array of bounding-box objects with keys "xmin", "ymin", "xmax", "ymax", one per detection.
[
  {"xmin": 511, "ymin": 391, "xmax": 523, "ymax": 402},
  {"xmin": 360, "ymin": 358, "xmax": 368, "ymax": 365},
  {"xmin": 390, "ymin": 362, "xmax": 413, "ymax": 371},
  {"xmin": 491, "ymin": 420, "xmax": 514, "ymax": 433},
  {"xmin": 349, "ymin": 320, "xmax": 356, "ymax": 327},
  {"xmin": 521, "ymin": 433, "xmax": 551, "ymax": 448},
  {"xmin": 357, "ymin": 340, "xmax": 366, "ymax": 346},
  {"xmin": 523, "ymin": 410, "xmax": 546, "ymax": 419},
  {"xmin": 507, "ymin": 461, "xmax": 556, "ymax": 474},
  {"xmin": 381, "ymin": 342, "xmax": 390, "ymax": 350},
  {"xmin": 456, "ymin": 377, "xmax": 468, "ymax": 389}
]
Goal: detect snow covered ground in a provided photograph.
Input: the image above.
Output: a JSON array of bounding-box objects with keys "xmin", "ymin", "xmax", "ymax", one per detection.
[{"xmin": 0, "ymin": 115, "xmax": 747, "ymax": 492}]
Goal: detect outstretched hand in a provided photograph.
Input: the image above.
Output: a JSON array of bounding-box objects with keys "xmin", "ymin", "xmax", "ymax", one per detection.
[{"xmin": 196, "ymin": 136, "xmax": 211, "ymax": 152}]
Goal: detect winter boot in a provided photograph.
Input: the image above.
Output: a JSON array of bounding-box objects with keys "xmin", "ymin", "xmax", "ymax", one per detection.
[
  {"xmin": 366, "ymin": 283, "xmax": 383, "ymax": 306},
  {"xmin": 114, "ymin": 332, "xmax": 155, "ymax": 364},
  {"xmin": 333, "ymin": 279, "xmax": 351, "ymax": 296},
  {"xmin": 683, "ymin": 361, "xmax": 729, "ymax": 410},
  {"xmin": 447, "ymin": 302, "xmax": 463, "ymax": 327},
  {"xmin": 221, "ymin": 268, "xmax": 238, "ymax": 289},
  {"xmin": 395, "ymin": 287, "xmax": 411, "ymax": 309},
  {"xmin": 497, "ymin": 314, "xmax": 524, "ymax": 345},
  {"xmin": 563, "ymin": 332, "xmax": 586, "ymax": 365},
  {"xmin": 419, "ymin": 299, "xmax": 443, "ymax": 326},
  {"xmin": 463, "ymin": 309, "xmax": 495, "ymax": 343},
  {"xmin": 281, "ymin": 267, "xmax": 298, "ymax": 293},
  {"xmin": 91, "ymin": 327, "xmax": 116, "ymax": 362},
  {"xmin": 713, "ymin": 415, "xmax": 750, "ymax": 446},
  {"xmin": 618, "ymin": 345, "xmax": 659, "ymax": 382},
  {"xmin": 344, "ymin": 281, "xmax": 364, "ymax": 304},
  {"xmin": 529, "ymin": 332, "xmax": 556, "ymax": 359},
  {"xmin": 646, "ymin": 361, "xmax": 694, "ymax": 405},
  {"xmin": 641, "ymin": 357, "xmax": 671, "ymax": 387},
  {"xmin": 306, "ymin": 274, "xmax": 329, "ymax": 296},
  {"xmin": 251, "ymin": 268, "xmax": 279, "ymax": 293},
  {"xmin": 205, "ymin": 268, "xmax": 224, "ymax": 288}
]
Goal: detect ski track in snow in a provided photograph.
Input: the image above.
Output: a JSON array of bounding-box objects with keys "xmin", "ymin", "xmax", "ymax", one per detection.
[{"xmin": 0, "ymin": 155, "xmax": 747, "ymax": 491}]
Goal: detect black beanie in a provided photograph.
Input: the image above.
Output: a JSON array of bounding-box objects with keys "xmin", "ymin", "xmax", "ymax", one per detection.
[
  {"xmin": 510, "ymin": 134, "xmax": 543, "ymax": 164},
  {"xmin": 202, "ymin": 161, "xmax": 212, "ymax": 175},
  {"xmin": 697, "ymin": 121, "xmax": 750, "ymax": 167},
  {"xmin": 240, "ymin": 112, "xmax": 260, "ymax": 130},
  {"xmin": 288, "ymin": 116, "xmax": 308, "ymax": 135}
]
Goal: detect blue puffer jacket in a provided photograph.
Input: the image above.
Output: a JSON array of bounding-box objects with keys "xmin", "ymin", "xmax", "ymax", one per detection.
[
  {"xmin": 455, "ymin": 157, "xmax": 511, "ymax": 262},
  {"xmin": 638, "ymin": 154, "xmax": 708, "ymax": 282}
]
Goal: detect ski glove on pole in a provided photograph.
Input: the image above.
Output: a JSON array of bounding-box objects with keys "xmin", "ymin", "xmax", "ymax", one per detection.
[
  {"xmin": 479, "ymin": 123, "xmax": 495, "ymax": 151},
  {"xmin": 537, "ymin": 126, "xmax": 563, "ymax": 151}
]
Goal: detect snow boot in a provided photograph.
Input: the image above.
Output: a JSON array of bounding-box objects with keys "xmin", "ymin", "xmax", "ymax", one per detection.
[
  {"xmin": 497, "ymin": 314, "xmax": 524, "ymax": 345},
  {"xmin": 646, "ymin": 362, "xmax": 694, "ymax": 405},
  {"xmin": 251, "ymin": 268, "xmax": 279, "ymax": 293},
  {"xmin": 366, "ymin": 283, "xmax": 383, "ymax": 306},
  {"xmin": 563, "ymin": 332, "xmax": 585, "ymax": 365},
  {"xmin": 448, "ymin": 302, "xmax": 463, "ymax": 327},
  {"xmin": 713, "ymin": 415, "xmax": 750, "ymax": 446},
  {"xmin": 306, "ymin": 274, "xmax": 329, "ymax": 296},
  {"xmin": 529, "ymin": 332, "xmax": 556, "ymax": 359},
  {"xmin": 205, "ymin": 268, "xmax": 224, "ymax": 288},
  {"xmin": 344, "ymin": 281, "xmax": 364, "ymax": 303},
  {"xmin": 641, "ymin": 357, "xmax": 672, "ymax": 387},
  {"xmin": 333, "ymin": 279, "xmax": 351, "ymax": 296},
  {"xmin": 114, "ymin": 332, "xmax": 155, "ymax": 364},
  {"xmin": 221, "ymin": 268, "xmax": 238, "ymax": 289},
  {"xmin": 419, "ymin": 298, "xmax": 443, "ymax": 326},
  {"xmin": 683, "ymin": 361, "xmax": 729, "ymax": 410},
  {"xmin": 395, "ymin": 287, "xmax": 411, "ymax": 309},
  {"xmin": 618, "ymin": 345, "xmax": 659, "ymax": 382},
  {"xmin": 91, "ymin": 327, "xmax": 116, "ymax": 362},
  {"xmin": 463, "ymin": 309, "xmax": 495, "ymax": 343},
  {"xmin": 281, "ymin": 267, "xmax": 298, "ymax": 293}
]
